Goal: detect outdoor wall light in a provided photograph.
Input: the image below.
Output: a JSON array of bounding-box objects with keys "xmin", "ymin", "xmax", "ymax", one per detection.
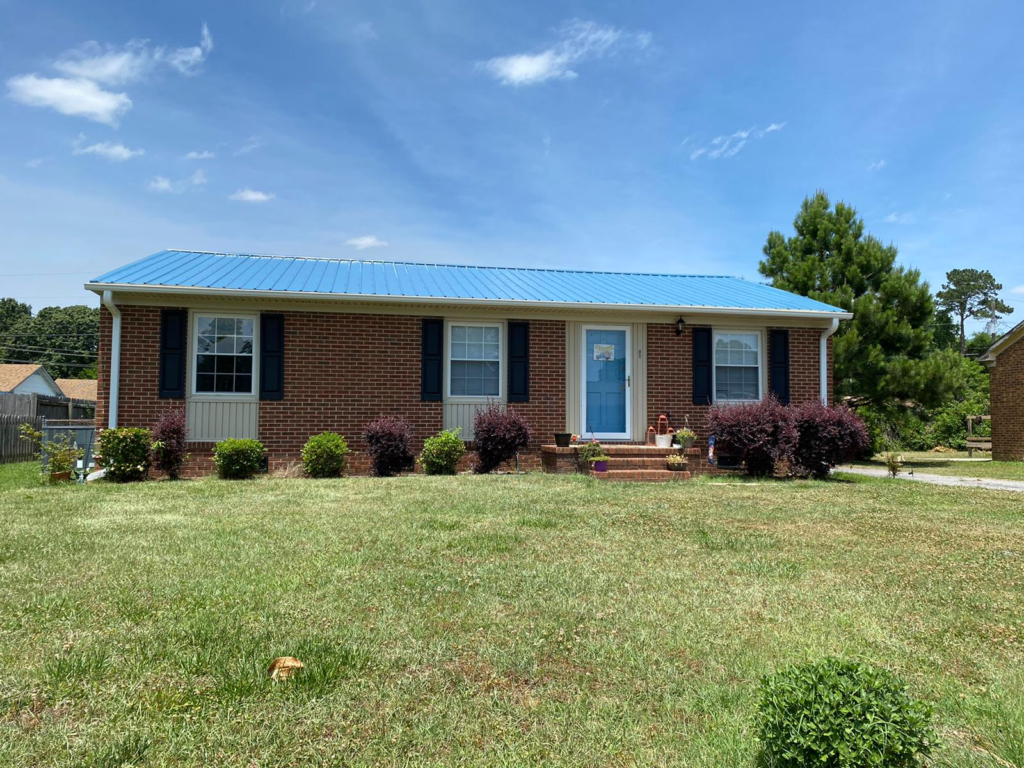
[{"xmin": 676, "ymin": 317, "xmax": 686, "ymax": 336}]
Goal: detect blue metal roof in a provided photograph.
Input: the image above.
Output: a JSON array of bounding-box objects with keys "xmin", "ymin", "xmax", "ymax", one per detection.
[{"xmin": 89, "ymin": 249, "xmax": 847, "ymax": 315}]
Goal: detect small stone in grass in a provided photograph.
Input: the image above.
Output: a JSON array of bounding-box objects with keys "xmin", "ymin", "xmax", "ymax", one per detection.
[{"xmin": 267, "ymin": 657, "xmax": 304, "ymax": 682}]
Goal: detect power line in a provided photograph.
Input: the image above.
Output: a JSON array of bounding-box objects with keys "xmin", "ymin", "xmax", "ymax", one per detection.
[
  {"xmin": 0, "ymin": 271, "xmax": 95, "ymax": 277},
  {"xmin": 2, "ymin": 345, "xmax": 98, "ymax": 357},
  {"xmin": 0, "ymin": 332, "xmax": 100, "ymax": 338},
  {"xmin": 3, "ymin": 358, "xmax": 96, "ymax": 368}
]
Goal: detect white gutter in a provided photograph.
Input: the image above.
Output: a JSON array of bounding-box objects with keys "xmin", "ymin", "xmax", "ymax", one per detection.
[
  {"xmin": 101, "ymin": 290, "xmax": 121, "ymax": 429},
  {"xmin": 84, "ymin": 282, "xmax": 853, "ymax": 321},
  {"xmin": 819, "ymin": 317, "xmax": 839, "ymax": 405}
]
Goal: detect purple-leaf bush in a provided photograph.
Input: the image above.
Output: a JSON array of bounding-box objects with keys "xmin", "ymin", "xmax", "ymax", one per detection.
[
  {"xmin": 792, "ymin": 401, "xmax": 870, "ymax": 479},
  {"xmin": 363, "ymin": 415, "xmax": 414, "ymax": 477},
  {"xmin": 152, "ymin": 408, "xmax": 189, "ymax": 480},
  {"xmin": 707, "ymin": 395, "xmax": 798, "ymax": 477},
  {"xmin": 472, "ymin": 404, "xmax": 533, "ymax": 474}
]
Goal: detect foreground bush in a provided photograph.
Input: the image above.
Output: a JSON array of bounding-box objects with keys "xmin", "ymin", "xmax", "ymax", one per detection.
[
  {"xmin": 792, "ymin": 401, "xmax": 870, "ymax": 479},
  {"xmin": 98, "ymin": 427, "xmax": 153, "ymax": 483},
  {"xmin": 301, "ymin": 432, "xmax": 349, "ymax": 478},
  {"xmin": 707, "ymin": 396, "xmax": 796, "ymax": 476},
  {"xmin": 213, "ymin": 438, "xmax": 265, "ymax": 480},
  {"xmin": 363, "ymin": 416, "xmax": 413, "ymax": 477},
  {"xmin": 473, "ymin": 404, "xmax": 532, "ymax": 474},
  {"xmin": 419, "ymin": 428, "xmax": 465, "ymax": 475},
  {"xmin": 757, "ymin": 658, "xmax": 936, "ymax": 767},
  {"xmin": 152, "ymin": 409, "xmax": 189, "ymax": 480}
]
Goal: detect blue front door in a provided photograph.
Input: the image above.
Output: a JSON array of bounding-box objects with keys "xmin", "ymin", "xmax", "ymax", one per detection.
[{"xmin": 584, "ymin": 327, "xmax": 628, "ymax": 437}]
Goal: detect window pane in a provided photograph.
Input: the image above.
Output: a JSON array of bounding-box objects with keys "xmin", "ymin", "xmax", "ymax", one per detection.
[
  {"xmin": 236, "ymin": 336, "xmax": 253, "ymax": 355},
  {"xmin": 197, "ymin": 317, "xmax": 217, "ymax": 336},
  {"xmin": 484, "ymin": 326, "xmax": 499, "ymax": 343},
  {"xmin": 215, "ymin": 356, "xmax": 235, "ymax": 374},
  {"xmin": 484, "ymin": 341, "xmax": 499, "ymax": 360},
  {"xmin": 239, "ymin": 318, "xmax": 254, "ymax": 336},
  {"xmin": 197, "ymin": 335, "xmax": 214, "ymax": 354},
  {"xmin": 451, "ymin": 342, "xmax": 467, "ymax": 360},
  {"xmin": 451, "ymin": 326, "xmax": 466, "ymax": 342},
  {"xmin": 216, "ymin": 374, "xmax": 234, "ymax": 392},
  {"xmin": 215, "ymin": 317, "xmax": 235, "ymax": 336},
  {"xmin": 235, "ymin": 375, "xmax": 252, "ymax": 393},
  {"xmin": 466, "ymin": 342, "xmax": 483, "ymax": 360},
  {"xmin": 716, "ymin": 366, "xmax": 759, "ymax": 401},
  {"xmin": 196, "ymin": 374, "xmax": 215, "ymax": 392},
  {"xmin": 467, "ymin": 326, "xmax": 483, "ymax": 343},
  {"xmin": 216, "ymin": 335, "xmax": 234, "ymax": 354},
  {"xmin": 235, "ymin": 356, "xmax": 252, "ymax": 374},
  {"xmin": 196, "ymin": 354, "xmax": 215, "ymax": 374}
]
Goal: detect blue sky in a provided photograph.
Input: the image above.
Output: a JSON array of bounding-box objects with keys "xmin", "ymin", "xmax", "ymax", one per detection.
[{"xmin": 1, "ymin": 0, "xmax": 1021, "ymax": 332}]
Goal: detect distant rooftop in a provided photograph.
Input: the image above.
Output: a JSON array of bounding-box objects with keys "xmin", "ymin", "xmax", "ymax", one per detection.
[{"xmin": 88, "ymin": 249, "xmax": 849, "ymax": 316}]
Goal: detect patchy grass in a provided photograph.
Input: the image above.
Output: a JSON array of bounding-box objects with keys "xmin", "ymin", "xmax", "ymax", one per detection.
[
  {"xmin": 0, "ymin": 463, "xmax": 1022, "ymax": 766},
  {"xmin": 852, "ymin": 451, "xmax": 1024, "ymax": 481}
]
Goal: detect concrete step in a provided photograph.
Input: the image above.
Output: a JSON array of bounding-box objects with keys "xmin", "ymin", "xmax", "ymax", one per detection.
[{"xmin": 591, "ymin": 469, "xmax": 692, "ymax": 482}]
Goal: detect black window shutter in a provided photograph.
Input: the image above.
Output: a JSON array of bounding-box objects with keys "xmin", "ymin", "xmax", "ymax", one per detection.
[
  {"xmin": 421, "ymin": 319, "xmax": 443, "ymax": 401},
  {"xmin": 769, "ymin": 329, "xmax": 791, "ymax": 405},
  {"xmin": 260, "ymin": 314, "xmax": 285, "ymax": 401},
  {"xmin": 507, "ymin": 321, "xmax": 530, "ymax": 403},
  {"xmin": 692, "ymin": 327, "xmax": 713, "ymax": 405},
  {"xmin": 158, "ymin": 309, "xmax": 187, "ymax": 398}
]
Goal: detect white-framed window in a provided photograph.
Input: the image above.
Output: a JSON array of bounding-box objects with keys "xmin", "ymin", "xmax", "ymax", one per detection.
[
  {"xmin": 447, "ymin": 322, "xmax": 503, "ymax": 398},
  {"xmin": 713, "ymin": 330, "xmax": 763, "ymax": 402},
  {"xmin": 192, "ymin": 313, "xmax": 257, "ymax": 396}
]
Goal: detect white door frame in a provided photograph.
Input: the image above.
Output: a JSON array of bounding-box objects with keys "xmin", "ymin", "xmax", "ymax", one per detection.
[{"xmin": 580, "ymin": 324, "xmax": 632, "ymax": 441}]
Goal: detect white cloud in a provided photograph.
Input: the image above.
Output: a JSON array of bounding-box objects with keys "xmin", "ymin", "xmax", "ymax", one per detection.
[
  {"xmin": 73, "ymin": 135, "xmax": 144, "ymax": 161},
  {"xmin": 53, "ymin": 25, "xmax": 213, "ymax": 84},
  {"xmin": 480, "ymin": 19, "xmax": 651, "ymax": 86},
  {"xmin": 353, "ymin": 22, "xmax": 378, "ymax": 40},
  {"xmin": 345, "ymin": 235, "xmax": 388, "ymax": 250},
  {"xmin": 6, "ymin": 74, "xmax": 131, "ymax": 126},
  {"xmin": 884, "ymin": 212, "xmax": 916, "ymax": 225},
  {"xmin": 184, "ymin": 150, "xmax": 215, "ymax": 160},
  {"xmin": 690, "ymin": 123, "xmax": 785, "ymax": 161},
  {"xmin": 230, "ymin": 188, "xmax": 275, "ymax": 202},
  {"xmin": 234, "ymin": 136, "xmax": 265, "ymax": 155},
  {"xmin": 162, "ymin": 23, "xmax": 214, "ymax": 76},
  {"xmin": 148, "ymin": 169, "xmax": 207, "ymax": 193},
  {"xmin": 869, "ymin": 159, "xmax": 887, "ymax": 172},
  {"xmin": 25, "ymin": 158, "xmax": 48, "ymax": 168},
  {"xmin": 1012, "ymin": 285, "xmax": 1024, "ymax": 295}
]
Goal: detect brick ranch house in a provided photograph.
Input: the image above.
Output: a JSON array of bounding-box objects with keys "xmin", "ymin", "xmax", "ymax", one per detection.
[
  {"xmin": 980, "ymin": 319, "xmax": 1024, "ymax": 462},
  {"xmin": 87, "ymin": 250, "xmax": 851, "ymax": 476}
]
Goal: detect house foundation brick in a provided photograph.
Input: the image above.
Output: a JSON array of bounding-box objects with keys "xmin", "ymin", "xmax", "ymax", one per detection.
[{"xmin": 990, "ymin": 341, "xmax": 1024, "ymax": 461}]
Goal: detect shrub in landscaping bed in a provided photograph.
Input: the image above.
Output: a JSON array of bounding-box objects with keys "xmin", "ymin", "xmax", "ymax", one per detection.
[
  {"xmin": 152, "ymin": 409, "xmax": 189, "ymax": 480},
  {"xmin": 213, "ymin": 438, "xmax": 265, "ymax": 480},
  {"xmin": 472, "ymin": 404, "xmax": 532, "ymax": 474},
  {"xmin": 363, "ymin": 416, "xmax": 413, "ymax": 477},
  {"xmin": 97, "ymin": 427, "xmax": 153, "ymax": 482},
  {"xmin": 757, "ymin": 657, "xmax": 936, "ymax": 768},
  {"xmin": 791, "ymin": 401, "xmax": 870, "ymax": 479},
  {"xmin": 707, "ymin": 395, "xmax": 797, "ymax": 476},
  {"xmin": 419, "ymin": 428, "xmax": 465, "ymax": 475},
  {"xmin": 302, "ymin": 432, "xmax": 350, "ymax": 478}
]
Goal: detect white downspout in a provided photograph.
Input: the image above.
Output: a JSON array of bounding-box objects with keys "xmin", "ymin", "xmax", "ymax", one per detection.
[
  {"xmin": 101, "ymin": 290, "xmax": 121, "ymax": 428},
  {"xmin": 819, "ymin": 318, "xmax": 839, "ymax": 405}
]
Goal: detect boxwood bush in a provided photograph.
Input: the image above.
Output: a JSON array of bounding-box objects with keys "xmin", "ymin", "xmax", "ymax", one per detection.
[
  {"xmin": 419, "ymin": 428, "xmax": 465, "ymax": 475},
  {"xmin": 213, "ymin": 438, "xmax": 265, "ymax": 480},
  {"xmin": 757, "ymin": 658, "xmax": 936, "ymax": 767},
  {"xmin": 363, "ymin": 416, "xmax": 413, "ymax": 477},
  {"xmin": 302, "ymin": 432, "xmax": 349, "ymax": 478},
  {"xmin": 97, "ymin": 427, "xmax": 153, "ymax": 483}
]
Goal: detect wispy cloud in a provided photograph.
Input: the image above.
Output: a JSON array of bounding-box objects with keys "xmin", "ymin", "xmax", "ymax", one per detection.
[
  {"xmin": 230, "ymin": 188, "xmax": 275, "ymax": 202},
  {"xmin": 184, "ymin": 149, "xmax": 215, "ymax": 160},
  {"xmin": 345, "ymin": 235, "xmax": 388, "ymax": 250},
  {"xmin": 884, "ymin": 211, "xmax": 916, "ymax": 225},
  {"xmin": 6, "ymin": 75, "xmax": 131, "ymax": 126},
  {"xmin": 353, "ymin": 22, "xmax": 378, "ymax": 40},
  {"xmin": 73, "ymin": 134, "xmax": 144, "ymax": 161},
  {"xmin": 869, "ymin": 159, "xmax": 887, "ymax": 172},
  {"xmin": 1012, "ymin": 285, "xmax": 1024, "ymax": 295},
  {"xmin": 280, "ymin": 0, "xmax": 317, "ymax": 16},
  {"xmin": 234, "ymin": 136, "xmax": 265, "ymax": 155},
  {"xmin": 689, "ymin": 123, "xmax": 786, "ymax": 161},
  {"xmin": 147, "ymin": 169, "xmax": 207, "ymax": 193},
  {"xmin": 480, "ymin": 19, "xmax": 651, "ymax": 86},
  {"xmin": 25, "ymin": 157, "xmax": 48, "ymax": 169}
]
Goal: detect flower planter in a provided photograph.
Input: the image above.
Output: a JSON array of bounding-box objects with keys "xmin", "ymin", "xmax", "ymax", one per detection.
[
  {"xmin": 666, "ymin": 461, "xmax": 688, "ymax": 472},
  {"xmin": 554, "ymin": 432, "xmax": 572, "ymax": 447},
  {"xmin": 654, "ymin": 434, "xmax": 673, "ymax": 448},
  {"xmin": 49, "ymin": 471, "xmax": 72, "ymax": 484},
  {"xmin": 683, "ymin": 436, "xmax": 695, "ymax": 450},
  {"xmin": 591, "ymin": 460, "xmax": 608, "ymax": 472}
]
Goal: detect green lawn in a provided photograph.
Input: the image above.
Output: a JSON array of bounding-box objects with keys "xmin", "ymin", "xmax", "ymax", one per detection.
[
  {"xmin": 851, "ymin": 451, "xmax": 1024, "ymax": 481},
  {"xmin": 1, "ymin": 463, "xmax": 1022, "ymax": 767}
]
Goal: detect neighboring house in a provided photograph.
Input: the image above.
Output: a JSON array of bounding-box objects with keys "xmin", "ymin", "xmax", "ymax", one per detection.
[
  {"xmin": 86, "ymin": 249, "xmax": 851, "ymax": 475},
  {"xmin": 0, "ymin": 364, "xmax": 63, "ymax": 397},
  {"xmin": 980, "ymin": 320, "xmax": 1024, "ymax": 462},
  {"xmin": 56, "ymin": 378, "xmax": 98, "ymax": 403}
]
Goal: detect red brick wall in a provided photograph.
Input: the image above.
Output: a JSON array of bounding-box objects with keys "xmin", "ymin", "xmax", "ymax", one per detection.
[
  {"xmin": 645, "ymin": 325, "xmax": 832, "ymax": 450},
  {"xmin": 505, "ymin": 318, "xmax": 566, "ymax": 466},
  {"xmin": 990, "ymin": 340, "xmax": 1024, "ymax": 461}
]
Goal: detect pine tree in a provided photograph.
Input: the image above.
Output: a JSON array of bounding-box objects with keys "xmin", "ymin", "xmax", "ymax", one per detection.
[{"xmin": 935, "ymin": 269, "xmax": 1014, "ymax": 355}]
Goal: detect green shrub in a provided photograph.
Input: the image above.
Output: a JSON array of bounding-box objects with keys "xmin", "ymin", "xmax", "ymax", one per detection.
[
  {"xmin": 213, "ymin": 438, "xmax": 265, "ymax": 480},
  {"xmin": 301, "ymin": 432, "xmax": 349, "ymax": 478},
  {"xmin": 757, "ymin": 658, "xmax": 937, "ymax": 768},
  {"xmin": 419, "ymin": 429, "xmax": 466, "ymax": 475},
  {"xmin": 97, "ymin": 427, "xmax": 153, "ymax": 483}
]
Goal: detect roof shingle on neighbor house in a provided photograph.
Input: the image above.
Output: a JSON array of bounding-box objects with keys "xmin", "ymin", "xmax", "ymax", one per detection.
[
  {"xmin": 56, "ymin": 378, "xmax": 98, "ymax": 402},
  {"xmin": 0, "ymin": 364, "xmax": 62, "ymax": 396},
  {"xmin": 87, "ymin": 249, "xmax": 851, "ymax": 318}
]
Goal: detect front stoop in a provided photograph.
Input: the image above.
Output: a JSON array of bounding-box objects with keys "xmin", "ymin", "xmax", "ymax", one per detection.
[{"xmin": 541, "ymin": 444, "xmax": 706, "ymax": 481}]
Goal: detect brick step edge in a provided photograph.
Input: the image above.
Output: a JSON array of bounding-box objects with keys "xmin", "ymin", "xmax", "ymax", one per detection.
[
  {"xmin": 603, "ymin": 457, "xmax": 691, "ymax": 469},
  {"xmin": 591, "ymin": 469, "xmax": 692, "ymax": 482}
]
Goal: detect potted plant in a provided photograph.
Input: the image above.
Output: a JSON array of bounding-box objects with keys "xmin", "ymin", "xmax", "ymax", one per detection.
[
  {"xmin": 554, "ymin": 432, "xmax": 572, "ymax": 447},
  {"xmin": 666, "ymin": 453, "xmax": 688, "ymax": 471},
  {"xmin": 47, "ymin": 438, "xmax": 84, "ymax": 483},
  {"xmin": 576, "ymin": 440, "xmax": 609, "ymax": 472},
  {"xmin": 678, "ymin": 427, "xmax": 697, "ymax": 450}
]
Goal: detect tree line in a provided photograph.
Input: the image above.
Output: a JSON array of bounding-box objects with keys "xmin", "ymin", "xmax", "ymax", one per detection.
[{"xmin": 0, "ymin": 299, "xmax": 99, "ymax": 380}]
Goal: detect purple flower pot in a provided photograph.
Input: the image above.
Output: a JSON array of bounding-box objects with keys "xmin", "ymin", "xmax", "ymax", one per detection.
[{"xmin": 592, "ymin": 460, "xmax": 608, "ymax": 472}]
